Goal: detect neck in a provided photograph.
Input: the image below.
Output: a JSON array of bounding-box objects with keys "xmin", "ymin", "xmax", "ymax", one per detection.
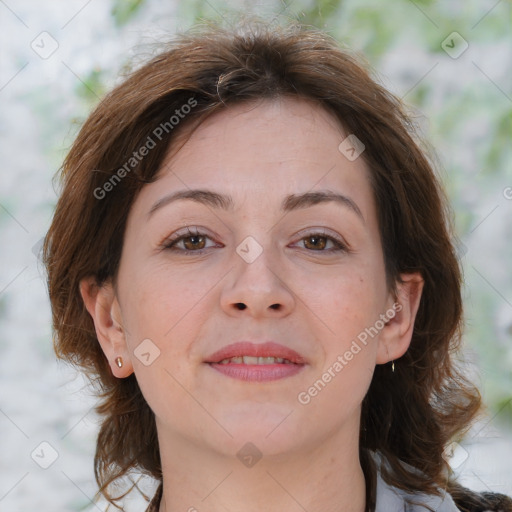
[{"xmin": 156, "ymin": 424, "xmax": 366, "ymax": 512}]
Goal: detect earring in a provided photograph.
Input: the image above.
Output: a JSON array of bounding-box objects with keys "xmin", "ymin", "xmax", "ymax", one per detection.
[
  {"xmin": 391, "ymin": 360, "xmax": 395, "ymax": 373},
  {"xmin": 115, "ymin": 356, "xmax": 123, "ymax": 368}
]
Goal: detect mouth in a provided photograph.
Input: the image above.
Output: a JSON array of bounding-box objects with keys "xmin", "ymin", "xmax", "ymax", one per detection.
[
  {"xmin": 215, "ymin": 356, "xmax": 297, "ymax": 365},
  {"xmin": 205, "ymin": 341, "xmax": 306, "ymax": 382}
]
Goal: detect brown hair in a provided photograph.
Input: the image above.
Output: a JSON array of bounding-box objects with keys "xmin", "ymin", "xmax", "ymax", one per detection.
[{"xmin": 42, "ymin": 17, "xmax": 512, "ymax": 511}]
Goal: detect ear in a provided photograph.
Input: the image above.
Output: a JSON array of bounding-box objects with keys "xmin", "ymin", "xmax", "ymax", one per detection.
[
  {"xmin": 376, "ymin": 272, "xmax": 424, "ymax": 365},
  {"xmin": 79, "ymin": 276, "xmax": 134, "ymax": 378}
]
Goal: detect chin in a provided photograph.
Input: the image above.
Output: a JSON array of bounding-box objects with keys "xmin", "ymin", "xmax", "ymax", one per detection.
[{"xmin": 215, "ymin": 405, "xmax": 309, "ymax": 450}]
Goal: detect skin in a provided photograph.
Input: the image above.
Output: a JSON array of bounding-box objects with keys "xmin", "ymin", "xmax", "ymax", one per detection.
[{"xmin": 81, "ymin": 97, "xmax": 423, "ymax": 512}]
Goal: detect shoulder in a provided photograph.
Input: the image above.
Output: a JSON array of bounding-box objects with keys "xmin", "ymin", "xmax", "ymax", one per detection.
[
  {"xmin": 374, "ymin": 468, "xmax": 459, "ymax": 512},
  {"xmin": 370, "ymin": 450, "xmax": 512, "ymax": 512},
  {"xmin": 447, "ymin": 481, "xmax": 512, "ymax": 512}
]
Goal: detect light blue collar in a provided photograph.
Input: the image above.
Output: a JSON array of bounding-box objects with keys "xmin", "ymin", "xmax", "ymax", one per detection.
[{"xmin": 371, "ymin": 451, "xmax": 459, "ymax": 512}]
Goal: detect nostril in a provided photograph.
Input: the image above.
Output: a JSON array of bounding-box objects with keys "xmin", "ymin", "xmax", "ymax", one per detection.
[{"xmin": 233, "ymin": 303, "xmax": 281, "ymax": 310}]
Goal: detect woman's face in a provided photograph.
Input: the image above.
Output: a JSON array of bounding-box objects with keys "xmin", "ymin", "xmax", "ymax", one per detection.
[{"xmin": 85, "ymin": 97, "xmax": 420, "ymax": 458}]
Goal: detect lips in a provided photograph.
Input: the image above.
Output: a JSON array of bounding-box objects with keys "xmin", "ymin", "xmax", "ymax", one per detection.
[
  {"xmin": 205, "ymin": 341, "xmax": 306, "ymax": 365},
  {"xmin": 205, "ymin": 341, "xmax": 307, "ymax": 382}
]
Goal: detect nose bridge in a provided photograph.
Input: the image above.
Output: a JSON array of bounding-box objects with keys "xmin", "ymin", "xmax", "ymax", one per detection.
[
  {"xmin": 235, "ymin": 233, "xmax": 282, "ymax": 290},
  {"xmin": 220, "ymin": 233, "xmax": 295, "ymax": 315}
]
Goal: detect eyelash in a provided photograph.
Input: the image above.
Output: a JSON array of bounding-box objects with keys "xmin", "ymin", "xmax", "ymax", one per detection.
[{"xmin": 161, "ymin": 227, "xmax": 349, "ymax": 255}]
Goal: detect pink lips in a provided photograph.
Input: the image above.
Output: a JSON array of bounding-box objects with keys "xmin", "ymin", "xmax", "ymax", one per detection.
[{"xmin": 205, "ymin": 341, "xmax": 307, "ymax": 382}]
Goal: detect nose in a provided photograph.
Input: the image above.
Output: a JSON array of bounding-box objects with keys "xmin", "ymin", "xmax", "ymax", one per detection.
[{"xmin": 220, "ymin": 241, "xmax": 296, "ymax": 318}]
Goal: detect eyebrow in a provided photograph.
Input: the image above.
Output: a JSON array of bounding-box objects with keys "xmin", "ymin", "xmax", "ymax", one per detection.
[{"xmin": 147, "ymin": 188, "xmax": 365, "ymax": 223}]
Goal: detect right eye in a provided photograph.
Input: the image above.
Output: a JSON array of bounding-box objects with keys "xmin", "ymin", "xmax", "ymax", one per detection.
[{"xmin": 162, "ymin": 227, "xmax": 219, "ymax": 254}]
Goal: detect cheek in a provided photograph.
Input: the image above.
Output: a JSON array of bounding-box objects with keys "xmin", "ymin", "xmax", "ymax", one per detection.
[
  {"xmin": 118, "ymin": 262, "xmax": 213, "ymax": 418},
  {"xmin": 299, "ymin": 262, "xmax": 384, "ymax": 339},
  {"xmin": 120, "ymin": 258, "xmax": 218, "ymax": 341},
  {"xmin": 297, "ymin": 260, "xmax": 385, "ymax": 399},
  {"xmin": 297, "ymin": 270, "xmax": 380, "ymax": 416}
]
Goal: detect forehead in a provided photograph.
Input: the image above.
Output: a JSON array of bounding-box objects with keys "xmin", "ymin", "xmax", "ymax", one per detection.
[
  {"xmin": 136, "ymin": 97, "xmax": 376, "ymax": 222},
  {"xmin": 163, "ymin": 97, "xmax": 347, "ymax": 171}
]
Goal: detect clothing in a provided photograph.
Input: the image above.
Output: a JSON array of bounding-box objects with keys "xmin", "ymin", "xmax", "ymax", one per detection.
[
  {"xmin": 144, "ymin": 450, "xmax": 460, "ymax": 511},
  {"xmin": 145, "ymin": 484, "xmax": 161, "ymax": 512},
  {"xmin": 375, "ymin": 466, "xmax": 459, "ymax": 511}
]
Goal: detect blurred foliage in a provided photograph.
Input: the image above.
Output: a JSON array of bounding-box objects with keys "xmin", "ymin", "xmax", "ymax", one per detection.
[
  {"xmin": 111, "ymin": 0, "xmax": 145, "ymax": 26},
  {"xmin": 74, "ymin": 0, "xmax": 512, "ymax": 424},
  {"xmin": 75, "ymin": 68, "xmax": 108, "ymax": 107},
  {"xmin": 488, "ymin": 110, "xmax": 512, "ymax": 172}
]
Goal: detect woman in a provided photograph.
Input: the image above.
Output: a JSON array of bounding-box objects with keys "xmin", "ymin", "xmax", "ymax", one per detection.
[{"xmin": 43, "ymin": 18, "xmax": 512, "ymax": 512}]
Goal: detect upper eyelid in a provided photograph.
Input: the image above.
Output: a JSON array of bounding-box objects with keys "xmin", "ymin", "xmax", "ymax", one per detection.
[{"xmin": 292, "ymin": 226, "xmax": 345, "ymax": 240}]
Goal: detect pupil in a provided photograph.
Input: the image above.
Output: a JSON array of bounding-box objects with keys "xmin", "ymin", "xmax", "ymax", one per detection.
[
  {"xmin": 187, "ymin": 235, "xmax": 204, "ymax": 249},
  {"xmin": 308, "ymin": 236, "xmax": 325, "ymax": 249}
]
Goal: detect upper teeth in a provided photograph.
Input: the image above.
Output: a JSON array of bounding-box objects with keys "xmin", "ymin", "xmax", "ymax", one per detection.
[{"xmin": 217, "ymin": 356, "xmax": 294, "ymax": 365}]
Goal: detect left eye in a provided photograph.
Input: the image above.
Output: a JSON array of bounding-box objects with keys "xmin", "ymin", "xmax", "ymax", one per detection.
[{"xmin": 294, "ymin": 233, "xmax": 347, "ymax": 252}]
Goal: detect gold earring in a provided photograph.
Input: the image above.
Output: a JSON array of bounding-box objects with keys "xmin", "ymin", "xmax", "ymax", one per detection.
[
  {"xmin": 391, "ymin": 360, "xmax": 395, "ymax": 373},
  {"xmin": 115, "ymin": 357, "xmax": 123, "ymax": 368}
]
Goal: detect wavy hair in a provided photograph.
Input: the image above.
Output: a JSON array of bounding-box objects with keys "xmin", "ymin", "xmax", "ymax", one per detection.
[{"xmin": 43, "ymin": 17, "xmax": 512, "ymax": 511}]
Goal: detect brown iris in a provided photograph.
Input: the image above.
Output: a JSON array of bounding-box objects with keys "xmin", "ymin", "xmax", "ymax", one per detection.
[
  {"xmin": 182, "ymin": 234, "xmax": 207, "ymax": 250},
  {"xmin": 303, "ymin": 235, "xmax": 327, "ymax": 250}
]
